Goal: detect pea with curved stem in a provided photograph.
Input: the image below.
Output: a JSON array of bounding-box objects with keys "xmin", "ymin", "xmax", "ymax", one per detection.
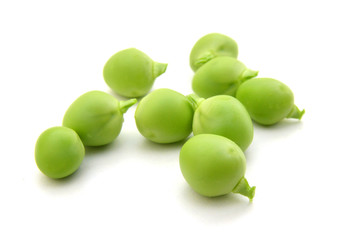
[
  {"xmin": 35, "ymin": 126, "xmax": 85, "ymax": 179},
  {"xmin": 236, "ymin": 78, "xmax": 305, "ymax": 125},
  {"xmin": 103, "ymin": 48, "xmax": 168, "ymax": 98},
  {"xmin": 179, "ymin": 134, "xmax": 255, "ymax": 200},
  {"xmin": 189, "ymin": 33, "xmax": 238, "ymax": 72},
  {"xmin": 135, "ymin": 88, "xmax": 194, "ymax": 144},
  {"xmin": 190, "ymin": 94, "xmax": 254, "ymax": 151},
  {"xmin": 192, "ymin": 56, "xmax": 258, "ymax": 98},
  {"xmin": 63, "ymin": 90, "xmax": 137, "ymax": 146}
]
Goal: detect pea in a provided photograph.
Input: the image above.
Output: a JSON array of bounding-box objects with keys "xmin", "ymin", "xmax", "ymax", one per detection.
[
  {"xmin": 192, "ymin": 56, "xmax": 258, "ymax": 98},
  {"xmin": 103, "ymin": 48, "xmax": 168, "ymax": 98},
  {"xmin": 236, "ymin": 78, "xmax": 305, "ymax": 125},
  {"xmin": 190, "ymin": 94, "xmax": 253, "ymax": 151},
  {"xmin": 189, "ymin": 33, "xmax": 238, "ymax": 72},
  {"xmin": 35, "ymin": 126, "xmax": 85, "ymax": 179},
  {"xmin": 135, "ymin": 88, "xmax": 194, "ymax": 144},
  {"xmin": 63, "ymin": 90, "xmax": 137, "ymax": 146},
  {"xmin": 179, "ymin": 134, "xmax": 255, "ymax": 200}
]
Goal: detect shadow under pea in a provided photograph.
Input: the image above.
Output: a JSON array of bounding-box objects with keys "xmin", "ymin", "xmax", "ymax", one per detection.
[
  {"xmin": 253, "ymin": 119, "xmax": 305, "ymax": 141},
  {"xmin": 178, "ymin": 184, "xmax": 254, "ymax": 223},
  {"xmin": 36, "ymin": 137, "xmax": 125, "ymax": 189}
]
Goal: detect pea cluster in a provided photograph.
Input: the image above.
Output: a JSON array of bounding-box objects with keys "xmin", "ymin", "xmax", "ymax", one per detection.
[{"xmin": 35, "ymin": 33, "xmax": 305, "ymax": 201}]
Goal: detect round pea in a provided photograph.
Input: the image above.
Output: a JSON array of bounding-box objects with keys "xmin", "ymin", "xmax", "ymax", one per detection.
[
  {"xmin": 35, "ymin": 126, "xmax": 85, "ymax": 179},
  {"xmin": 191, "ymin": 95, "xmax": 253, "ymax": 151},
  {"xmin": 179, "ymin": 134, "xmax": 255, "ymax": 200},
  {"xmin": 189, "ymin": 33, "xmax": 238, "ymax": 72},
  {"xmin": 236, "ymin": 78, "xmax": 305, "ymax": 125},
  {"xmin": 135, "ymin": 88, "xmax": 194, "ymax": 144},
  {"xmin": 103, "ymin": 48, "xmax": 168, "ymax": 98},
  {"xmin": 63, "ymin": 90, "xmax": 137, "ymax": 146},
  {"xmin": 192, "ymin": 56, "xmax": 258, "ymax": 98}
]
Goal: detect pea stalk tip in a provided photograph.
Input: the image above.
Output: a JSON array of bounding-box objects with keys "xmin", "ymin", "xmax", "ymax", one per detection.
[
  {"xmin": 153, "ymin": 62, "xmax": 168, "ymax": 79},
  {"xmin": 232, "ymin": 177, "xmax": 256, "ymax": 201},
  {"xmin": 119, "ymin": 98, "xmax": 137, "ymax": 114},
  {"xmin": 195, "ymin": 51, "xmax": 216, "ymax": 68},
  {"xmin": 287, "ymin": 105, "xmax": 305, "ymax": 120},
  {"xmin": 186, "ymin": 93, "xmax": 205, "ymax": 111},
  {"xmin": 240, "ymin": 69, "xmax": 259, "ymax": 82}
]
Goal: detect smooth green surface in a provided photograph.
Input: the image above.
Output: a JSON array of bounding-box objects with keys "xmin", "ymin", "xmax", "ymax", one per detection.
[
  {"xmin": 192, "ymin": 56, "xmax": 258, "ymax": 98},
  {"xmin": 179, "ymin": 134, "xmax": 255, "ymax": 199},
  {"xmin": 63, "ymin": 90, "xmax": 136, "ymax": 146},
  {"xmin": 103, "ymin": 48, "xmax": 167, "ymax": 97},
  {"xmin": 236, "ymin": 78, "xmax": 305, "ymax": 125},
  {"xmin": 135, "ymin": 88, "xmax": 194, "ymax": 144},
  {"xmin": 189, "ymin": 33, "xmax": 238, "ymax": 72},
  {"xmin": 192, "ymin": 95, "xmax": 254, "ymax": 151},
  {"xmin": 35, "ymin": 126, "xmax": 85, "ymax": 179}
]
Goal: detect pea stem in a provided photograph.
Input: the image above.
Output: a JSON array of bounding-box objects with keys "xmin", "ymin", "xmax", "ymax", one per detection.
[
  {"xmin": 119, "ymin": 99, "xmax": 137, "ymax": 114},
  {"xmin": 286, "ymin": 105, "xmax": 305, "ymax": 120},
  {"xmin": 195, "ymin": 50, "xmax": 216, "ymax": 68},
  {"xmin": 240, "ymin": 69, "xmax": 259, "ymax": 82},
  {"xmin": 186, "ymin": 93, "xmax": 205, "ymax": 111},
  {"xmin": 232, "ymin": 177, "xmax": 256, "ymax": 201},
  {"xmin": 152, "ymin": 62, "xmax": 168, "ymax": 79}
]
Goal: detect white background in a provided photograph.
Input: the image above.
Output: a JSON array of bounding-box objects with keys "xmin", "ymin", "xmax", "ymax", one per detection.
[{"xmin": 1, "ymin": 0, "xmax": 342, "ymax": 239}]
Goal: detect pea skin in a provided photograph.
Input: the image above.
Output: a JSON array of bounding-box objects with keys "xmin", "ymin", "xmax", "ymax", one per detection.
[
  {"xmin": 35, "ymin": 126, "xmax": 85, "ymax": 179},
  {"xmin": 135, "ymin": 88, "xmax": 195, "ymax": 144},
  {"xmin": 179, "ymin": 134, "xmax": 255, "ymax": 200},
  {"xmin": 236, "ymin": 78, "xmax": 305, "ymax": 125},
  {"xmin": 192, "ymin": 56, "xmax": 258, "ymax": 98},
  {"xmin": 190, "ymin": 94, "xmax": 254, "ymax": 151},
  {"xmin": 103, "ymin": 48, "xmax": 167, "ymax": 98},
  {"xmin": 63, "ymin": 90, "xmax": 137, "ymax": 147},
  {"xmin": 189, "ymin": 33, "xmax": 239, "ymax": 72}
]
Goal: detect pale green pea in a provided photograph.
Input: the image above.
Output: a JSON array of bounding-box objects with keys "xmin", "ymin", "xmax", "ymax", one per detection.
[
  {"xmin": 35, "ymin": 126, "xmax": 85, "ymax": 179},
  {"xmin": 179, "ymin": 134, "xmax": 255, "ymax": 200},
  {"xmin": 192, "ymin": 56, "xmax": 258, "ymax": 98},
  {"xmin": 236, "ymin": 78, "xmax": 305, "ymax": 125},
  {"xmin": 190, "ymin": 94, "xmax": 254, "ymax": 151},
  {"xmin": 63, "ymin": 90, "xmax": 136, "ymax": 146},
  {"xmin": 135, "ymin": 88, "xmax": 194, "ymax": 144},
  {"xmin": 189, "ymin": 33, "xmax": 238, "ymax": 72},
  {"xmin": 103, "ymin": 48, "xmax": 168, "ymax": 98}
]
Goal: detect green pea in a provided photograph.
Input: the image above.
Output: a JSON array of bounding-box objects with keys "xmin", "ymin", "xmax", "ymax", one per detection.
[
  {"xmin": 236, "ymin": 78, "xmax": 305, "ymax": 125},
  {"xmin": 190, "ymin": 94, "xmax": 253, "ymax": 151},
  {"xmin": 103, "ymin": 48, "xmax": 168, "ymax": 98},
  {"xmin": 63, "ymin": 90, "xmax": 137, "ymax": 146},
  {"xmin": 189, "ymin": 33, "xmax": 238, "ymax": 72},
  {"xmin": 35, "ymin": 126, "xmax": 85, "ymax": 179},
  {"xmin": 179, "ymin": 134, "xmax": 255, "ymax": 200},
  {"xmin": 192, "ymin": 56, "xmax": 258, "ymax": 98},
  {"xmin": 135, "ymin": 88, "xmax": 194, "ymax": 144}
]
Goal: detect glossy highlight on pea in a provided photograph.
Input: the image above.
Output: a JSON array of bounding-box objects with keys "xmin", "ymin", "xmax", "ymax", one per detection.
[
  {"xmin": 35, "ymin": 126, "xmax": 85, "ymax": 179},
  {"xmin": 189, "ymin": 33, "xmax": 238, "ymax": 72},
  {"xmin": 63, "ymin": 90, "xmax": 137, "ymax": 146},
  {"xmin": 103, "ymin": 48, "xmax": 168, "ymax": 98},
  {"xmin": 190, "ymin": 94, "xmax": 253, "ymax": 151},
  {"xmin": 192, "ymin": 56, "xmax": 258, "ymax": 98},
  {"xmin": 135, "ymin": 88, "xmax": 194, "ymax": 144},
  {"xmin": 179, "ymin": 134, "xmax": 255, "ymax": 200},
  {"xmin": 236, "ymin": 78, "xmax": 305, "ymax": 125}
]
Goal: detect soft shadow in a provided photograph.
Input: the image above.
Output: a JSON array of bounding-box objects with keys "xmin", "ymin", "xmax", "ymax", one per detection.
[
  {"xmin": 179, "ymin": 185, "xmax": 253, "ymax": 223},
  {"xmin": 254, "ymin": 118, "xmax": 304, "ymax": 130},
  {"xmin": 36, "ymin": 140, "xmax": 124, "ymax": 189},
  {"xmin": 243, "ymin": 145, "xmax": 256, "ymax": 163},
  {"xmin": 85, "ymin": 141, "xmax": 118, "ymax": 156},
  {"xmin": 138, "ymin": 136, "xmax": 190, "ymax": 153},
  {"xmin": 107, "ymin": 89, "xmax": 144, "ymax": 102},
  {"xmin": 253, "ymin": 119, "xmax": 305, "ymax": 139},
  {"xmin": 36, "ymin": 166, "xmax": 85, "ymax": 189}
]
